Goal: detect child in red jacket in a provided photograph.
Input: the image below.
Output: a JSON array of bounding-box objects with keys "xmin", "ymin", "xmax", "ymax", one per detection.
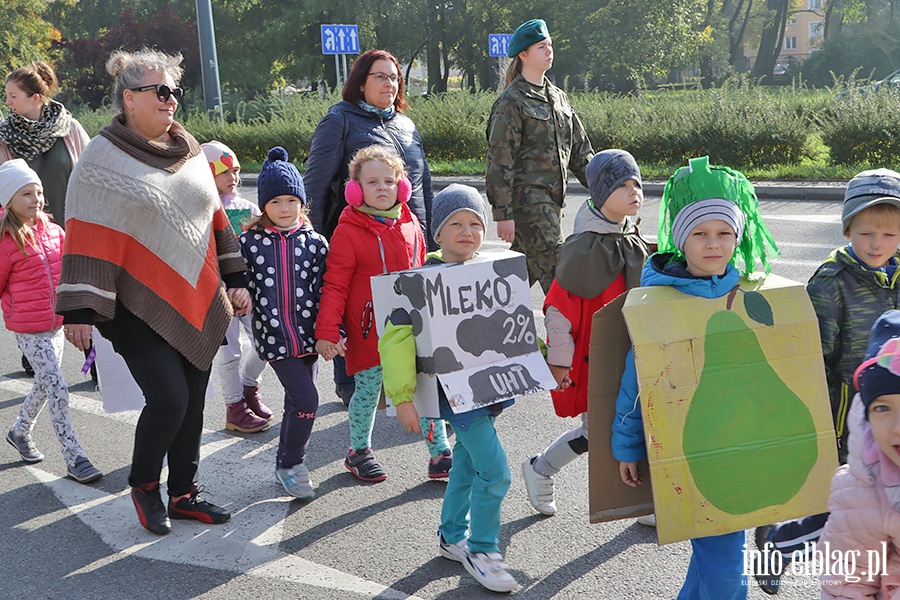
[
  {"xmin": 315, "ymin": 145, "xmax": 451, "ymax": 482},
  {"xmin": 0, "ymin": 159, "xmax": 101, "ymax": 483},
  {"xmin": 522, "ymin": 150, "xmax": 651, "ymax": 516}
]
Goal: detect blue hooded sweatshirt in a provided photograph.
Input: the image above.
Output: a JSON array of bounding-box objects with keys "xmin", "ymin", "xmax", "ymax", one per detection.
[{"xmin": 611, "ymin": 252, "xmax": 741, "ymax": 462}]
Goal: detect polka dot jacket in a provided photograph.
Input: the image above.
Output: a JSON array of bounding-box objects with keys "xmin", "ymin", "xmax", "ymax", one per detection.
[{"xmin": 239, "ymin": 223, "xmax": 329, "ymax": 361}]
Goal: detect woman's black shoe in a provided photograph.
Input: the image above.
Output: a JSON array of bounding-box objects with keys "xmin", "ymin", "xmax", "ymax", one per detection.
[{"xmin": 131, "ymin": 482, "xmax": 172, "ymax": 535}]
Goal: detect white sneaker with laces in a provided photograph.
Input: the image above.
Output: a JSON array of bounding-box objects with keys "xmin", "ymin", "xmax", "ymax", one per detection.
[
  {"xmin": 464, "ymin": 551, "xmax": 518, "ymax": 593},
  {"xmin": 438, "ymin": 531, "xmax": 468, "ymax": 562},
  {"xmin": 522, "ymin": 456, "xmax": 556, "ymax": 516}
]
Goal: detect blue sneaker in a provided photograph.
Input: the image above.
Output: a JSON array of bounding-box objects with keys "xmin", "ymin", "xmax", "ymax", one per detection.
[
  {"xmin": 428, "ymin": 449, "xmax": 452, "ymax": 479},
  {"xmin": 754, "ymin": 525, "xmax": 784, "ymax": 595},
  {"xmin": 67, "ymin": 456, "xmax": 103, "ymax": 483},
  {"xmin": 276, "ymin": 464, "xmax": 314, "ymax": 499}
]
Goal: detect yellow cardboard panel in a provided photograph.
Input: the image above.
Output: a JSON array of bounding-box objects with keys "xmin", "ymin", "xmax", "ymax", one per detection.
[{"xmin": 622, "ymin": 274, "xmax": 837, "ymax": 545}]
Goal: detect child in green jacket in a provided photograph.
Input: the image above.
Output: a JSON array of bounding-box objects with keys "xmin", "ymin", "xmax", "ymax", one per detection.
[{"xmin": 378, "ymin": 184, "xmax": 518, "ymax": 593}]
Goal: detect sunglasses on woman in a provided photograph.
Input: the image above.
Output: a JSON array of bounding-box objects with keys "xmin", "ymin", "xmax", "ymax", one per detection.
[{"xmin": 128, "ymin": 83, "xmax": 184, "ymax": 103}]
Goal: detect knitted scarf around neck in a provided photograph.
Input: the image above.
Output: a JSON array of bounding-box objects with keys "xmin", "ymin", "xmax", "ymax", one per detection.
[
  {"xmin": 98, "ymin": 113, "xmax": 200, "ymax": 173},
  {"xmin": 354, "ymin": 202, "xmax": 403, "ymax": 223},
  {"xmin": 0, "ymin": 100, "xmax": 72, "ymax": 162},
  {"xmin": 358, "ymin": 99, "xmax": 396, "ymax": 120}
]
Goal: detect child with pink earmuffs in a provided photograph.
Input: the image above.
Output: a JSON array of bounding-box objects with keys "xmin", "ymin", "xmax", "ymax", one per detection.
[{"xmin": 315, "ymin": 145, "xmax": 452, "ymax": 482}]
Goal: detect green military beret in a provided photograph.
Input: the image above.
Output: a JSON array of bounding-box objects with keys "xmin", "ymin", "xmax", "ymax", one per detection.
[{"xmin": 507, "ymin": 19, "xmax": 550, "ymax": 58}]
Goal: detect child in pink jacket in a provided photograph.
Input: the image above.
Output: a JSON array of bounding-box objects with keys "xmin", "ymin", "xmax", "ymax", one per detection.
[
  {"xmin": 0, "ymin": 159, "xmax": 101, "ymax": 483},
  {"xmin": 820, "ymin": 309, "xmax": 900, "ymax": 597}
]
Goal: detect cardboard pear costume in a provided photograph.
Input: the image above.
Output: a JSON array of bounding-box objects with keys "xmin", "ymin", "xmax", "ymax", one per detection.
[{"xmin": 589, "ymin": 157, "xmax": 838, "ymax": 544}]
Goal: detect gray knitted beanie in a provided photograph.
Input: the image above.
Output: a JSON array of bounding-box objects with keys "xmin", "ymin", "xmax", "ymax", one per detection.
[
  {"xmin": 431, "ymin": 184, "xmax": 488, "ymax": 239},
  {"xmin": 586, "ymin": 150, "xmax": 641, "ymax": 210}
]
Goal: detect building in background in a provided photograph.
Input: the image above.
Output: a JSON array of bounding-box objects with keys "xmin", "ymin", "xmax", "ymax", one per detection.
[{"xmin": 746, "ymin": 0, "xmax": 826, "ymax": 74}]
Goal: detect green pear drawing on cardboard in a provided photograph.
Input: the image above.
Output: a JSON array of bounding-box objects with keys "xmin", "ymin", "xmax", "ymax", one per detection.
[{"xmin": 682, "ymin": 287, "xmax": 818, "ymax": 515}]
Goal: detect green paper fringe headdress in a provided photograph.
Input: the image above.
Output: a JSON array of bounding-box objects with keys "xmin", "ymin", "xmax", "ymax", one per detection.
[{"xmin": 658, "ymin": 156, "xmax": 779, "ymax": 278}]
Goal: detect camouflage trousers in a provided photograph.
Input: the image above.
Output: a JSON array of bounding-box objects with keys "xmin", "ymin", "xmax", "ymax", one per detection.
[{"xmin": 510, "ymin": 201, "xmax": 563, "ymax": 294}]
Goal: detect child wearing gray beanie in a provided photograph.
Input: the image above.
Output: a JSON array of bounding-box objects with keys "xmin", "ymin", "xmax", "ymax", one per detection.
[
  {"xmin": 430, "ymin": 184, "xmax": 488, "ymax": 241},
  {"xmin": 585, "ymin": 149, "xmax": 642, "ymax": 217},
  {"xmin": 754, "ymin": 167, "xmax": 900, "ymax": 591},
  {"xmin": 380, "ymin": 181, "xmax": 518, "ymax": 593},
  {"xmin": 522, "ymin": 149, "xmax": 651, "ymax": 519}
]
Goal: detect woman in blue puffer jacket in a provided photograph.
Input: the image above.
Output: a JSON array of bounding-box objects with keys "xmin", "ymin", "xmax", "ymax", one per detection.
[
  {"xmin": 304, "ymin": 49, "xmax": 436, "ymax": 405},
  {"xmin": 305, "ymin": 49, "xmax": 434, "ymax": 248}
]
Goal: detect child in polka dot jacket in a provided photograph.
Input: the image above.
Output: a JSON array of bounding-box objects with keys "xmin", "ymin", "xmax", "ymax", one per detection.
[{"xmin": 239, "ymin": 147, "xmax": 329, "ymax": 499}]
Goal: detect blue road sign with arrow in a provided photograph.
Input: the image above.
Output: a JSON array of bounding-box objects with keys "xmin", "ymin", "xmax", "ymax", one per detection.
[
  {"xmin": 321, "ymin": 25, "xmax": 360, "ymax": 55},
  {"xmin": 489, "ymin": 34, "xmax": 512, "ymax": 58}
]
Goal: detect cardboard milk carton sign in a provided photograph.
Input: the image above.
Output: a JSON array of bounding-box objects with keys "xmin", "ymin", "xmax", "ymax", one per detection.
[{"xmin": 371, "ymin": 249, "xmax": 556, "ymax": 417}]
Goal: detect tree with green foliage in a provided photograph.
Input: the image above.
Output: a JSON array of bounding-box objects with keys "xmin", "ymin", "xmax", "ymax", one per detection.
[
  {"xmin": 0, "ymin": 0, "xmax": 57, "ymax": 77},
  {"xmin": 585, "ymin": 0, "xmax": 709, "ymax": 92},
  {"xmin": 52, "ymin": 6, "xmax": 201, "ymax": 109}
]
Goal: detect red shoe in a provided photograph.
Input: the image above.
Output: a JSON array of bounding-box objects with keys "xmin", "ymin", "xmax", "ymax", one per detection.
[
  {"xmin": 243, "ymin": 385, "xmax": 274, "ymax": 421},
  {"xmin": 131, "ymin": 481, "xmax": 171, "ymax": 535},
  {"xmin": 226, "ymin": 399, "xmax": 269, "ymax": 433},
  {"xmin": 169, "ymin": 485, "xmax": 230, "ymax": 524}
]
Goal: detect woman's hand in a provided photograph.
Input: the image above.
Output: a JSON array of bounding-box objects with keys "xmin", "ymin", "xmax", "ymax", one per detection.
[
  {"xmin": 396, "ymin": 402, "xmax": 421, "ymax": 433},
  {"xmin": 497, "ymin": 220, "xmax": 516, "ymax": 244},
  {"xmin": 64, "ymin": 324, "xmax": 93, "ymax": 352},
  {"xmin": 618, "ymin": 461, "xmax": 643, "ymax": 487},
  {"xmin": 226, "ymin": 288, "xmax": 251, "ymax": 316}
]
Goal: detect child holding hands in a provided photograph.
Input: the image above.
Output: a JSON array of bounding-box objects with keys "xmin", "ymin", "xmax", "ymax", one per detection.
[
  {"xmin": 315, "ymin": 145, "xmax": 451, "ymax": 482},
  {"xmin": 612, "ymin": 157, "xmax": 779, "ymax": 599},
  {"xmin": 523, "ymin": 149, "xmax": 651, "ymax": 516},
  {"xmin": 240, "ymin": 147, "xmax": 328, "ymax": 499},
  {"xmin": 379, "ymin": 184, "xmax": 518, "ymax": 593},
  {"xmin": 202, "ymin": 140, "xmax": 272, "ymax": 434},
  {"xmin": 0, "ymin": 159, "xmax": 101, "ymax": 483}
]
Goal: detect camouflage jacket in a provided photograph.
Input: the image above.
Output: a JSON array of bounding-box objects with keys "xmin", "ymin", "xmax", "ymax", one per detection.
[
  {"xmin": 485, "ymin": 74, "xmax": 593, "ymax": 221},
  {"xmin": 807, "ymin": 246, "xmax": 900, "ymax": 459}
]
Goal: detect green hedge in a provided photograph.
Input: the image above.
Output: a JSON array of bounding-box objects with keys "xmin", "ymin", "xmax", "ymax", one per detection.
[
  {"xmin": 73, "ymin": 84, "xmax": 900, "ymax": 170},
  {"xmin": 575, "ymin": 85, "xmax": 812, "ymax": 168},
  {"xmin": 821, "ymin": 88, "xmax": 900, "ymax": 165}
]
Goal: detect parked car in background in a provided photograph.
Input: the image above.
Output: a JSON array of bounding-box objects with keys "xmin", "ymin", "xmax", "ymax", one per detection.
[{"xmin": 868, "ymin": 68, "xmax": 900, "ymax": 92}]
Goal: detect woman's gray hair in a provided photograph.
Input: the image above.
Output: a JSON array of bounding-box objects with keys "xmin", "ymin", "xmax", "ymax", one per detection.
[{"xmin": 106, "ymin": 49, "xmax": 184, "ymax": 113}]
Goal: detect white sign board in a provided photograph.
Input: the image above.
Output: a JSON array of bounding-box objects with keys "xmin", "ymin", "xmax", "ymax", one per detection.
[{"xmin": 371, "ymin": 249, "xmax": 555, "ymax": 417}]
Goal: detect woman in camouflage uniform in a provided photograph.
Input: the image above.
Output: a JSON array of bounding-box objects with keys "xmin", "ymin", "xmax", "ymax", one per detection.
[{"xmin": 485, "ymin": 19, "xmax": 594, "ymax": 293}]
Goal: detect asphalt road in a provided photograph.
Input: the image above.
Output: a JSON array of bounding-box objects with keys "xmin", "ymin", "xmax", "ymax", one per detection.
[{"xmin": 0, "ymin": 187, "xmax": 845, "ymax": 599}]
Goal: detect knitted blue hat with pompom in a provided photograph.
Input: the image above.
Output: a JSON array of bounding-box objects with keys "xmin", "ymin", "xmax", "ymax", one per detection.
[{"xmin": 257, "ymin": 146, "xmax": 306, "ymax": 209}]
